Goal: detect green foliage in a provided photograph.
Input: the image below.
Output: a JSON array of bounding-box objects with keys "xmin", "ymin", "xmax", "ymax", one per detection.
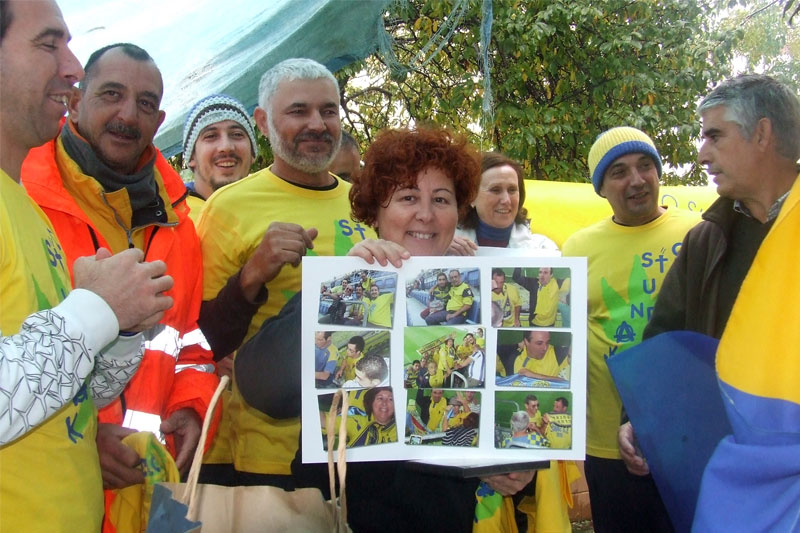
[
  {"xmin": 716, "ymin": 0, "xmax": 800, "ymax": 89},
  {"xmin": 342, "ymin": 0, "xmax": 741, "ymax": 185},
  {"xmin": 727, "ymin": 0, "xmax": 800, "ymax": 26}
]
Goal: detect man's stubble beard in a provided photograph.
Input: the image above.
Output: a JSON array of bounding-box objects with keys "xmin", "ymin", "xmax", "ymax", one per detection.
[{"xmin": 267, "ymin": 114, "xmax": 341, "ymax": 174}]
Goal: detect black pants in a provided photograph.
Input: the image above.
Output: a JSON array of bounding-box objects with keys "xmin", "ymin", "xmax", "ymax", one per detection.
[
  {"xmin": 345, "ymin": 462, "xmax": 479, "ymax": 533},
  {"xmin": 198, "ymin": 463, "xmax": 294, "ymax": 490},
  {"xmin": 584, "ymin": 455, "xmax": 674, "ymax": 533}
]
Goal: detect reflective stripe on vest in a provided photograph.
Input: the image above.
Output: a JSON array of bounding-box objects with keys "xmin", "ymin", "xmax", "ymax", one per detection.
[
  {"xmin": 175, "ymin": 363, "xmax": 215, "ymax": 373},
  {"xmin": 122, "ymin": 409, "xmax": 164, "ymax": 443},
  {"xmin": 182, "ymin": 327, "xmax": 211, "ymax": 351},
  {"xmin": 144, "ymin": 324, "xmax": 181, "ymax": 358},
  {"xmin": 144, "ymin": 324, "xmax": 210, "ymax": 359}
]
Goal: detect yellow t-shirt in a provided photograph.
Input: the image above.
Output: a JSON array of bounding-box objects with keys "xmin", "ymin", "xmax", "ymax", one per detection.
[
  {"xmin": 447, "ymin": 410, "xmax": 469, "ymax": 429},
  {"xmin": 185, "ymin": 192, "xmax": 205, "ymax": 225},
  {"xmin": 562, "ymin": 208, "xmax": 700, "ymax": 458},
  {"xmin": 427, "ymin": 366, "xmax": 446, "ymax": 388},
  {"xmin": 456, "ymin": 343, "xmax": 473, "ymax": 361},
  {"xmin": 430, "ymin": 285, "xmax": 450, "ymax": 307},
  {"xmin": 437, "ymin": 344, "xmax": 455, "ymax": 372},
  {"xmin": 341, "ymin": 353, "xmax": 364, "ymax": 382},
  {"xmin": 360, "ymin": 275, "xmax": 375, "ymax": 292},
  {"xmin": 347, "ymin": 388, "xmax": 369, "ymax": 415},
  {"xmin": 345, "ymin": 298, "xmax": 365, "ymax": 323},
  {"xmin": 366, "ymin": 292, "xmax": 393, "ymax": 328},
  {"xmin": 427, "ymin": 397, "xmax": 448, "ymax": 431},
  {"xmin": 532, "ymin": 278, "xmax": 559, "ymax": 326},
  {"xmin": 527, "ymin": 409, "xmax": 544, "ymax": 431},
  {"xmin": 196, "ymin": 168, "xmax": 375, "ymax": 474},
  {"xmin": 492, "ymin": 283, "xmax": 521, "ymax": 327},
  {"xmin": 544, "ymin": 413, "xmax": 572, "ymax": 449},
  {"xmin": 496, "ymin": 354, "xmax": 507, "ymax": 377},
  {"xmin": 513, "ymin": 345, "xmax": 560, "ymax": 377},
  {"xmin": 327, "ymin": 344, "xmax": 340, "ymax": 376},
  {"xmin": 0, "ymin": 171, "xmax": 102, "ymax": 531},
  {"xmin": 446, "ymin": 282, "xmax": 474, "ymax": 313},
  {"xmin": 346, "ymin": 416, "xmax": 397, "ymax": 447}
]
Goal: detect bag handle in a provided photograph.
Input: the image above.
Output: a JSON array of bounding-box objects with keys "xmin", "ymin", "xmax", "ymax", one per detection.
[
  {"xmin": 326, "ymin": 390, "xmax": 349, "ymax": 532},
  {"xmin": 181, "ymin": 374, "xmax": 229, "ymax": 518}
]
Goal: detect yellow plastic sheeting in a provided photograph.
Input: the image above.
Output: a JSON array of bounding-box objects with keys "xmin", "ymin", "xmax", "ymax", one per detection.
[{"xmin": 523, "ymin": 180, "xmax": 718, "ymax": 247}]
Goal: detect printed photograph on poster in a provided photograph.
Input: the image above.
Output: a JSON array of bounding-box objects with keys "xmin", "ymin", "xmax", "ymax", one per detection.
[
  {"xmin": 405, "ymin": 267, "xmax": 481, "ymax": 326},
  {"xmin": 403, "ymin": 326, "xmax": 486, "ymax": 388},
  {"xmin": 300, "ymin": 255, "xmax": 587, "ymax": 465},
  {"xmin": 491, "ymin": 267, "xmax": 571, "ymax": 328},
  {"xmin": 318, "ymin": 269, "xmax": 398, "ymax": 328},
  {"xmin": 319, "ymin": 387, "xmax": 398, "ymax": 449},
  {"xmin": 495, "ymin": 330, "xmax": 571, "ymax": 388},
  {"xmin": 405, "ymin": 390, "xmax": 481, "ymax": 447},
  {"xmin": 315, "ymin": 330, "xmax": 390, "ymax": 389},
  {"xmin": 494, "ymin": 391, "xmax": 573, "ymax": 450}
]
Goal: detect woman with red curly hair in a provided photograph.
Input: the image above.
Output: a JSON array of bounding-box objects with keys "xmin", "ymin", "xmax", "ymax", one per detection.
[
  {"xmin": 344, "ymin": 126, "xmax": 538, "ymax": 532},
  {"xmin": 348, "ymin": 126, "xmax": 481, "ymax": 261}
]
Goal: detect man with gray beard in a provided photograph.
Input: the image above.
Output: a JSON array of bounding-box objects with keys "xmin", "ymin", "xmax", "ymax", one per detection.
[{"xmin": 195, "ymin": 58, "xmax": 374, "ymax": 488}]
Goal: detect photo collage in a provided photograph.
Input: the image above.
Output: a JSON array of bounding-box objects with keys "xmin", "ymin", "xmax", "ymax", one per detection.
[{"xmin": 301, "ymin": 256, "xmax": 586, "ymax": 464}]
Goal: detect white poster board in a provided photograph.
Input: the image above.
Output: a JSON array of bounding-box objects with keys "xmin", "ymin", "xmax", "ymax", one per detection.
[{"xmin": 301, "ymin": 255, "xmax": 587, "ymax": 465}]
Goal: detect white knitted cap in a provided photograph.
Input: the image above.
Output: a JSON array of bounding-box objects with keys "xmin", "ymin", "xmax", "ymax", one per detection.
[{"xmin": 182, "ymin": 94, "xmax": 257, "ymax": 166}]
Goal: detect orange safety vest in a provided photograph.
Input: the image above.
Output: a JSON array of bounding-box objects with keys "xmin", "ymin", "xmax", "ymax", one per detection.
[{"xmin": 22, "ymin": 131, "xmax": 220, "ymax": 531}]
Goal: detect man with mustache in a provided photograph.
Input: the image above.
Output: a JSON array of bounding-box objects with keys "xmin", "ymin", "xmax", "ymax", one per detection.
[
  {"xmin": 196, "ymin": 58, "xmax": 374, "ymax": 488},
  {"xmin": 561, "ymin": 127, "xmax": 700, "ymax": 532},
  {"xmin": 20, "ymin": 42, "xmax": 219, "ymax": 528},
  {"xmin": 181, "ymin": 93, "xmax": 257, "ymax": 223}
]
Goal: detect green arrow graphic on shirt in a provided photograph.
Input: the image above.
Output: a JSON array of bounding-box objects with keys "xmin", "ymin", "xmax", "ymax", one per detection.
[
  {"xmin": 280, "ymin": 221, "xmax": 364, "ymax": 301},
  {"xmin": 599, "ymin": 255, "xmax": 656, "ymax": 357}
]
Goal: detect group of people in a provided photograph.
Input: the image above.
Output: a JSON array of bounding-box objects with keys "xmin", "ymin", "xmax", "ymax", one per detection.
[
  {"xmin": 320, "ymin": 271, "xmax": 394, "ymax": 328},
  {"xmin": 409, "ymin": 389, "xmax": 480, "ymax": 447},
  {"xmin": 502, "ymin": 395, "xmax": 572, "ymax": 450},
  {"xmin": 2, "ymin": 0, "xmax": 798, "ymax": 530},
  {"xmin": 315, "ymin": 332, "xmax": 389, "ymax": 389},
  {"xmin": 490, "ymin": 266, "xmax": 569, "ymax": 328},
  {"xmin": 413, "ymin": 268, "xmax": 477, "ymax": 325},
  {"xmin": 560, "ymin": 77, "xmax": 800, "ymax": 531},
  {"xmin": 406, "ymin": 329, "xmax": 486, "ymax": 389}
]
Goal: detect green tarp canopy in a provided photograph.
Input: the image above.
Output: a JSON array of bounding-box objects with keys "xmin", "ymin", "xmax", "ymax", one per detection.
[{"xmin": 61, "ymin": 0, "xmax": 390, "ymax": 156}]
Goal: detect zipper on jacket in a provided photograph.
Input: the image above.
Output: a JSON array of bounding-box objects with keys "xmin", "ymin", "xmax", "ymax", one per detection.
[{"xmin": 99, "ymin": 190, "xmax": 175, "ymax": 249}]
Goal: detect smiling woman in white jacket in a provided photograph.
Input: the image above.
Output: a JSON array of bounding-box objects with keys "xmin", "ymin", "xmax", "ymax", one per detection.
[{"xmin": 449, "ymin": 152, "xmax": 559, "ymax": 255}]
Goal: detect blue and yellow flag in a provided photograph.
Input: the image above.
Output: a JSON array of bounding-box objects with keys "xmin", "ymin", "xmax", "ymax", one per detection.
[{"xmin": 693, "ymin": 175, "xmax": 800, "ymax": 531}]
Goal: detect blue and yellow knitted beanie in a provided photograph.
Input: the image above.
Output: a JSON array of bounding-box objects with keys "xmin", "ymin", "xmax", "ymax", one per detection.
[{"xmin": 588, "ymin": 127, "xmax": 662, "ymax": 195}]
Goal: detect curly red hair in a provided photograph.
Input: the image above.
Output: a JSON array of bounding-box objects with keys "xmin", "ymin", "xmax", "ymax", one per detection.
[{"xmin": 349, "ymin": 126, "xmax": 481, "ymax": 228}]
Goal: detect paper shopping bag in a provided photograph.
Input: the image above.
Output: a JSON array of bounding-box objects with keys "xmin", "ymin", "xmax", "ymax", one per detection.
[{"xmin": 148, "ymin": 376, "xmax": 349, "ymax": 532}]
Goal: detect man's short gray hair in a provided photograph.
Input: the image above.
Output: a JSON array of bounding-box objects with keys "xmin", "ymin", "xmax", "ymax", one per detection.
[
  {"xmin": 257, "ymin": 58, "xmax": 338, "ymax": 116},
  {"xmin": 698, "ymin": 74, "xmax": 800, "ymax": 162},
  {"xmin": 510, "ymin": 411, "xmax": 530, "ymax": 433}
]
